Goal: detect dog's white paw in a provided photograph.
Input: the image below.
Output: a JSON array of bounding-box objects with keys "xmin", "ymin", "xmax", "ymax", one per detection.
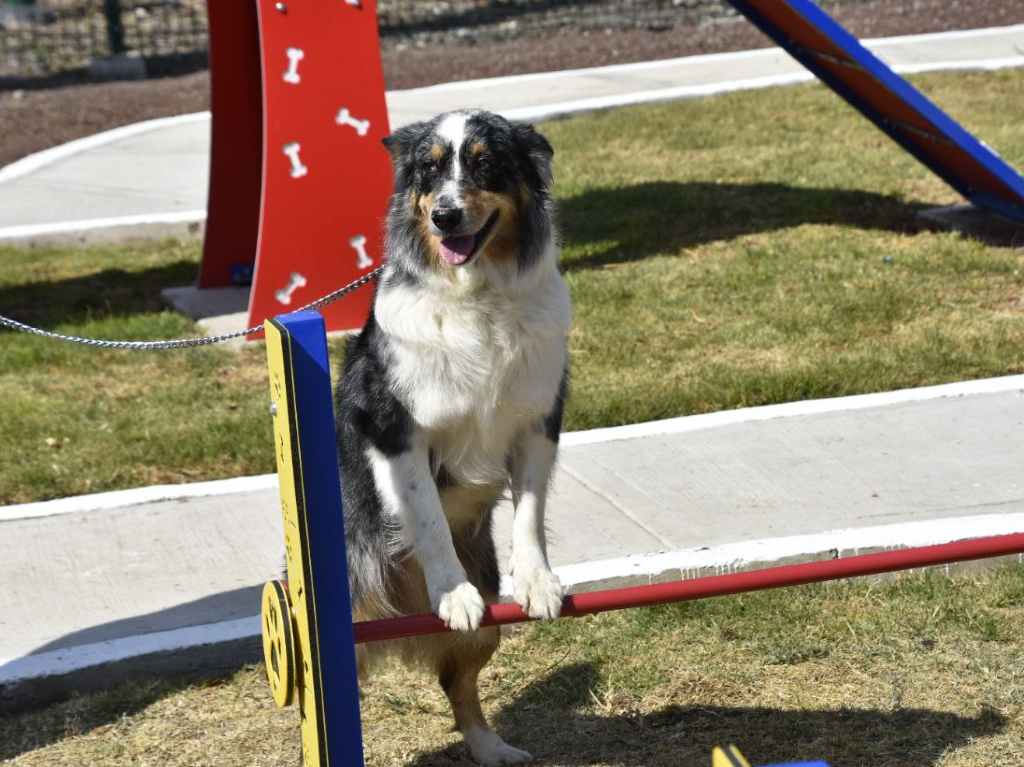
[
  {"xmin": 435, "ymin": 581, "xmax": 485, "ymax": 632},
  {"xmin": 466, "ymin": 727, "xmax": 533, "ymax": 766},
  {"xmin": 513, "ymin": 565, "xmax": 564, "ymax": 620}
]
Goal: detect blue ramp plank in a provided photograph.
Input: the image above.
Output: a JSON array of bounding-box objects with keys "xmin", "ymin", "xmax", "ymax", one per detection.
[{"xmin": 726, "ymin": 0, "xmax": 1024, "ymax": 222}]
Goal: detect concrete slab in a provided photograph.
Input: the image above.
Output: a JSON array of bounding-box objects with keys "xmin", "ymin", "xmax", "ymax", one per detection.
[
  {"xmin": 0, "ymin": 119, "xmax": 210, "ymax": 229},
  {"xmin": 1, "ymin": 491, "xmax": 282, "ymax": 661},
  {"xmin": 562, "ymin": 390, "xmax": 1024, "ymax": 550},
  {"xmin": 2, "ymin": 376, "xmax": 1023, "ymax": 709},
  {"xmin": 162, "ymin": 286, "xmax": 249, "ymax": 319}
]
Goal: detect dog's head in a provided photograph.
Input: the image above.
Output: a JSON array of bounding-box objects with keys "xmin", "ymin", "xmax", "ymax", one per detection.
[{"xmin": 382, "ymin": 110, "xmax": 554, "ymax": 277}]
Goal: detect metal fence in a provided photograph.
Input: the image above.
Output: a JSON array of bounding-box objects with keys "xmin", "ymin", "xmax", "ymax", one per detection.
[
  {"xmin": 0, "ymin": 0, "xmax": 745, "ymax": 79},
  {"xmin": 0, "ymin": 0, "xmax": 207, "ymax": 77},
  {"xmin": 377, "ymin": 0, "xmax": 737, "ymax": 40}
]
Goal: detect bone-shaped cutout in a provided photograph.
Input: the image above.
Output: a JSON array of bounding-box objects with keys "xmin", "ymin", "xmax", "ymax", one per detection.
[
  {"xmin": 282, "ymin": 142, "xmax": 307, "ymax": 178},
  {"xmin": 344, "ymin": 0, "xmax": 361, "ymax": 6},
  {"xmin": 349, "ymin": 234, "xmax": 373, "ymax": 269},
  {"xmin": 335, "ymin": 107, "xmax": 370, "ymax": 137},
  {"xmin": 283, "ymin": 47, "xmax": 304, "ymax": 84},
  {"xmin": 275, "ymin": 272, "xmax": 308, "ymax": 305}
]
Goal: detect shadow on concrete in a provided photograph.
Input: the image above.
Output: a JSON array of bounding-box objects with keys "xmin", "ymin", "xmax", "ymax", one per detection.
[
  {"xmin": 556, "ymin": 180, "xmax": 938, "ymax": 273},
  {"xmin": 0, "ymin": 586, "xmax": 262, "ymax": 724},
  {"xmin": 26, "ymin": 586, "xmax": 261, "ymax": 656},
  {"xmin": 409, "ymin": 662, "xmax": 1007, "ymax": 766},
  {"xmin": 0, "ymin": 260, "xmax": 198, "ymax": 330}
]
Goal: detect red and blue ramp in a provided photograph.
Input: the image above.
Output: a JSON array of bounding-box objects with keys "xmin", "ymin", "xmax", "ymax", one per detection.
[{"xmin": 727, "ymin": 0, "xmax": 1024, "ymax": 223}]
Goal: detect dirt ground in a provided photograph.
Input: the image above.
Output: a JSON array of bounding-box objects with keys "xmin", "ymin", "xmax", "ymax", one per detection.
[{"xmin": 0, "ymin": 0, "xmax": 1022, "ymax": 169}]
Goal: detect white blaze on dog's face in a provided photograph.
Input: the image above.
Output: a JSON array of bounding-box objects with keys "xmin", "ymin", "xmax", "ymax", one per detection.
[{"xmin": 382, "ymin": 110, "xmax": 555, "ymax": 276}]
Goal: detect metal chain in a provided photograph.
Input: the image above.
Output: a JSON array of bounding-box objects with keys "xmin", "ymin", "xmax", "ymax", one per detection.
[{"xmin": 0, "ymin": 266, "xmax": 385, "ymax": 351}]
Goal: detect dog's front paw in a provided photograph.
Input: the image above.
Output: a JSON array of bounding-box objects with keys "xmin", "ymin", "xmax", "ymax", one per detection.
[
  {"xmin": 434, "ymin": 581, "xmax": 485, "ymax": 632},
  {"xmin": 513, "ymin": 565, "xmax": 564, "ymax": 620}
]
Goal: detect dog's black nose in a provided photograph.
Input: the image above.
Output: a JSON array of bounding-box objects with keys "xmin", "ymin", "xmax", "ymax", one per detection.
[{"xmin": 431, "ymin": 206, "xmax": 463, "ymax": 233}]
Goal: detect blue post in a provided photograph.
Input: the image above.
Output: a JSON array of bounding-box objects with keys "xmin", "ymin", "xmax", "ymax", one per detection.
[{"xmin": 263, "ymin": 311, "xmax": 365, "ymax": 767}]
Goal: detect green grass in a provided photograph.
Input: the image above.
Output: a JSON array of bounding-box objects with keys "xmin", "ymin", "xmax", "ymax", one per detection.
[
  {"xmin": 1, "ymin": 69, "xmax": 1023, "ymax": 503},
  {"xmin": 4, "ymin": 566, "xmax": 1023, "ymax": 765}
]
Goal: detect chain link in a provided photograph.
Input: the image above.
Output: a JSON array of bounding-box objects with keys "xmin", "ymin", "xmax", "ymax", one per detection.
[{"xmin": 0, "ymin": 266, "xmax": 385, "ymax": 351}]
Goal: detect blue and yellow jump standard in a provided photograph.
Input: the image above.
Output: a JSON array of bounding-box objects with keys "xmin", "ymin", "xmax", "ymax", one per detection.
[
  {"xmin": 262, "ymin": 311, "xmax": 364, "ymax": 767},
  {"xmin": 258, "ymin": 312, "xmax": 834, "ymax": 767}
]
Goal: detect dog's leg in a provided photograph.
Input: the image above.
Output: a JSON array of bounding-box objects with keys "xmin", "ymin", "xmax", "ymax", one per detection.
[
  {"xmin": 508, "ymin": 424, "xmax": 564, "ymax": 619},
  {"xmin": 369, "ymin": 440, "xmax": 485, "ymax": 631},
  {"xmin": 439, "ymin": 630, "xmax": 532, "ymax": 766}
]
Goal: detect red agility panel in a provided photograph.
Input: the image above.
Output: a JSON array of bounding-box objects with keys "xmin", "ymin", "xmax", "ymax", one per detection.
[
  {"xmin": 249, "ymin": 0, "xmax": 392, "ymax": 334},
  {"xmin": 199, "ymin": 3, "xmax": 263, "ymax": 290}
]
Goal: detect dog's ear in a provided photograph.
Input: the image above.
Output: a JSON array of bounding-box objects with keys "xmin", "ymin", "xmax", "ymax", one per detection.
[
  {"xmin": 513, "ymin": 122, "xmax": 554, "ymax": 190},
  {"xmin": 382, "ymin": 121, "xmax": 429, "ymax": 187},
  {"xmin": 381, "ymin": 121, "xmax": 426, "ymax": 156}
]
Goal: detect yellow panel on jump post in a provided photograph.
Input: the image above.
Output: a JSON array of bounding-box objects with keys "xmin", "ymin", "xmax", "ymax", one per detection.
[{"xmin": 263, "ymin": 312, "xmax": 365, "ymax": 766}]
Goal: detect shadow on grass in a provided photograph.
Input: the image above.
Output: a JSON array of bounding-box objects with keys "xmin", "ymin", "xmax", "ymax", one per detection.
[
  {"xmin": 0, "ymin": 587, "xmax": 264, "ymax": 760},
  {"xmin": 557, "ymin": 181, "xmax": 940, "ymax": 273},
  {"xmin": 410, "ymin": 663, "xmax": 1007, "ymax": 766},
  {"xmin": 0, "ymin": 663, "xmax": 246, "ymax": 761},
  {"xmin": 0, "ymin": 260, "xmax": 198, "ymax": 329}
]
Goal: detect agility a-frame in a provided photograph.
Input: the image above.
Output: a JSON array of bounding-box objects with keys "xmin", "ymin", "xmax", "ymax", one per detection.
[{"xmin": 725, "ymin": 0, "xmax": 1024, "ymax": 222}]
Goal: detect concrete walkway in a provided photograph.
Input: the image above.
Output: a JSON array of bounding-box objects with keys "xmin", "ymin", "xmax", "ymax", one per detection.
[
  {"xmin": 3, "ymin": 376, "xmax": 1024, "ymax": 708},
  {"xmin": 0, "ymin": 25, "xmax": 1022, "ymax": 240}
]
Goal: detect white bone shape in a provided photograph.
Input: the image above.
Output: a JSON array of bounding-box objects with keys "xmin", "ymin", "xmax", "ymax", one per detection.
[
  {"xmin": 344, "ymin": 0, "xmax": 361, "ymax": 6},
  {"xmin": 349, "ymin": 234, "xmax": 373, "ymax": 269},
  {"xmin": 275, "ymin": 272, "xmax": 308, "ymax": 305},
  {"xmin": 282, "ymin": 142, "xmax": 307, "ymax": 178},
  {"xmin": 283, "ymin": 47, "xmax": 304, "ymax": 84},
  {"xmin": 336, "ymin": 107, "xmax": 370, "ymax": 137}
]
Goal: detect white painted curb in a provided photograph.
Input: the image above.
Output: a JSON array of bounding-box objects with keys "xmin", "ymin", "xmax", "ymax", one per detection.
[
  {"xmin": 0, "ymin": 617, "xmax": 260, "ymax": 685},
  {"xmin": 561, "ymin": 374, "xmax": 1024, "ymax": 447},
  {"xmin": 552, "ymin": 512, "xmax": 1024, "ymax": 589},
  {"xmin": 0, "ymin": 474, "xmax": 277, "ymax": 522},
  {"xmin": 0, "ymin": 209, "xmax": 207, "ymax": 241},
  {"xmin": 500, "ymin": 55, "xmax": 1024, "ymax": 123}
]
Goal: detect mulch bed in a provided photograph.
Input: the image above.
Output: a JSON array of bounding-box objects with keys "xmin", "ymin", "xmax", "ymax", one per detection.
[{"xmin": 1, "ymin": 0, "xmax": 1022, "ymax": 169}]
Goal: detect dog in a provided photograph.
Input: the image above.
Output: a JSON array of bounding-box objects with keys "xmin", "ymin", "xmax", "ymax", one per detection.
[{"xmin": 334, "ymin": 109, "xmax": 570, "ymax": 765}]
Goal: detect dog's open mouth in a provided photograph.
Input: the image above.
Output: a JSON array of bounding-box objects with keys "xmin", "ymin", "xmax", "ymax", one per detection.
[{"xmin": 439, "ymin": 210, "xmax": 500, "ymax": 266}]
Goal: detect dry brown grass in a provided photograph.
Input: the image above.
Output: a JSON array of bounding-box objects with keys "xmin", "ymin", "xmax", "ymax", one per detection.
[{"xmin": 5, "ymin": 568, "xmax": 1023, "ymax": 766}]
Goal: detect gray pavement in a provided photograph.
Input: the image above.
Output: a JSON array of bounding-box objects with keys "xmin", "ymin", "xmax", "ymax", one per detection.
[
  {"xmin": 0, "ymin": 25, "xmax": 1021, "ymax": 238},
  {"xmin": 3, "ymin": 378, "xmax": 1023, "ymax": 707}
]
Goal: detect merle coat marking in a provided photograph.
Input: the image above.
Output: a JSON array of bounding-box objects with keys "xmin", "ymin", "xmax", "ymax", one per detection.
[{"xmin": 334, "ymin": 110, "xmax": 570, "ymax": 766}]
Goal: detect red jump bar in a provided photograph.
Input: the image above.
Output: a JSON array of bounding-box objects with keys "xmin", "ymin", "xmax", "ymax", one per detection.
[{"xmin": 354, "ymin": 532, "xmax": 1024, "ymax": 644}]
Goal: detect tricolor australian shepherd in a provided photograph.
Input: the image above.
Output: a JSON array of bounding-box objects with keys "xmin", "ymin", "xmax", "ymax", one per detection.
[{"xmin": 335, "ymin": 110, "xmax": 570, "ymax": 765}]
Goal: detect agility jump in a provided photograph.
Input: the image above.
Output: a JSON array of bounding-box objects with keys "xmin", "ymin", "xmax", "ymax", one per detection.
[
  {"xmin": 262, "ymin": 311, "xmax": 1024, "ymax": 767},
  {"xmin": 247, "ymin": 2, "xmax": 1024, "ymax": 766}
]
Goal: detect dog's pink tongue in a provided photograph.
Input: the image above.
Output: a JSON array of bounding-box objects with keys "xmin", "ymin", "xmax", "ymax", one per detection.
[{"xmin": 439, "ymin": 235, "xmax": 475, "ymax": 266}]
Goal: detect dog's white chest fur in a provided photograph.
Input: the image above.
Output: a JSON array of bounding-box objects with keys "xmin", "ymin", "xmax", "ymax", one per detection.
[{"xmin": 375, "ymin": 264, "xmax": 570, "ymax": 485}]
